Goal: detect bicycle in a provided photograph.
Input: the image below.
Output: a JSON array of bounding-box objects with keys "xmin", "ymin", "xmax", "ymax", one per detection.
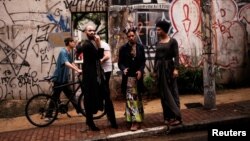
[{"xmin": 25, "ymin": 74, "xmax": 106, "ymax": 127}]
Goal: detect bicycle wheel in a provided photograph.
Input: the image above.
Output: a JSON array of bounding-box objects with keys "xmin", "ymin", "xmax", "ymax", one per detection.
[
  {"xmin": 78, "ymin": 92, "xmax": 106, "ymax": 119},
  {"xmin": 25, "ymin": 93, "xmax": 58, "ymax": 127}
]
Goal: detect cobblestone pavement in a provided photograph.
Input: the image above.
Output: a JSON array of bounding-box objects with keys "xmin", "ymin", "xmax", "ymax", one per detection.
[
  {"xmin": 0, "ymin": 88, "xmax": 250, "ymax": 141},
  {"xmin": 0, "ymin": 99, "xmax": 250, "ymax": 141}
]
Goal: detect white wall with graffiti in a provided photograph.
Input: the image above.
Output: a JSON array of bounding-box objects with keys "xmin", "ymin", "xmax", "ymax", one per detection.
[
  {"xmin": 0, "ymin": 0, "xmax": 107, "ymax": 100},
  {"xmin": 0, "ymin": 0, "xmax": 249, "ymax": 100},
  {"xmin": 0, "ymin": 0, "xmax": 68, "ymax": 100}
]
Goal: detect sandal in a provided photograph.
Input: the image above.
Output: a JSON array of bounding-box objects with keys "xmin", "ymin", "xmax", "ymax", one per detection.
[
  {"xmin": 130, "ymin": 123, "xmax": 139, "ymax": 131},
  {"xmin": 169, "ymin": 120, "xmax": 182, "ymax": 126},
  {"xmin": 164, "ymin": 119, "xmax": 175, "ymax": 125}
]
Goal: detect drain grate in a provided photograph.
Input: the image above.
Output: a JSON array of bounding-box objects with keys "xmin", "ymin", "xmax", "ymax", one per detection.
[{"xmin": 185, "ymin": 102, "xmax": 203, "ymax": 109}]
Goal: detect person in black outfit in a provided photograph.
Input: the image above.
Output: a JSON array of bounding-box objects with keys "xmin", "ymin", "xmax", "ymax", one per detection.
[
  {"xmin": 154, "ymin": 20, "xmax": 182, "ymax": 126},
  {"xmin": 118, "ymin": 28, "xmax": 146, "ymax": 99},
  {"xmin": 118, "ymin": 27, "xmax": 146, "ymax": 131},
  {"xmin": 76, "ymin": 25, "xmax": 117, "ymax": 131}
]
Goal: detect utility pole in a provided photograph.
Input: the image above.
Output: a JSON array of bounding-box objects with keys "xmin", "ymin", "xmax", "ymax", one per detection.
[{"xmin": 202, "ymin": 0, "xmax": 216, "ymax": 110}]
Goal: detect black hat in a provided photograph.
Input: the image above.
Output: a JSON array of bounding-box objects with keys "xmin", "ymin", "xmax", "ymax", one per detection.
[{"xmin": 156, "ymin": 20, "xmax": 170, "ymax": 33}]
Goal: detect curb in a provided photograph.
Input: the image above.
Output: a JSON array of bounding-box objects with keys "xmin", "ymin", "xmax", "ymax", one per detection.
[
  {"xmin": 94, "ymin": 115, "xmax": 250, "ymax": 141},
  {"xmin": 105, "ymin": 126, "xmax": 169, "ymax": 141}
]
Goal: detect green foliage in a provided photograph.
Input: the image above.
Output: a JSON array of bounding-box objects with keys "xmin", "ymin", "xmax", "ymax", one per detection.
[
  {"xmin": 143, "ymin": 65, "xmax": 223, "ymax": 95},
  {"xmin": 143, "ymin": 74, "xmax": 155, "ymax": 90},
  {"xmin": 143, "ymin": 73, "xmax": 158, "ymax": 95},
  {"xmin": 177, "ymin": 65, "xmax": 203, "ymax": 94}
]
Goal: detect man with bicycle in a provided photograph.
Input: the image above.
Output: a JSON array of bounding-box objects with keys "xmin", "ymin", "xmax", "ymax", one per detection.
[{"xmin": 45, "ymin": 37, "xmax": 82, "ymax": 121}]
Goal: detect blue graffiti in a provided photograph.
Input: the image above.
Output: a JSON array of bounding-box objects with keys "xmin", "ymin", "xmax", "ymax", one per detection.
[{"xmin": 47, "ymin": 14, "xmax": 70, "ymax": 32}]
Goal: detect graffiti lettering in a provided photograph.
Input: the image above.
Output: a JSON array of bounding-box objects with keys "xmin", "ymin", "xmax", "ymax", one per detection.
[
  {"xmin": 36, "ymin": 24, "xmax": 56, "ymax": 42},
  {"xmin": 64, "ymin": 0, "xmax": 79, "ymax": 10},
  {"xmin": 19, "ymin": 70, "xmax": 39, "ymax": 99},
  {"xmin": 212, "ymin": 0, "xmax": 245, "ymax": 68},
  {"xmin": 41, "ymin": 55, "xmax": 49, "ymax": 65},
  {"xmin": 1, "ymin": 77, "xmax": 10, "ymax": 85},
  {"xmin": 1, "ymin": 70, "xmax": 12, "ymax": 85},
  {"xmin": 54, "ymin": 8, "xmax": 63, "ymax": 16},
  {"xmin": 47, "ymin": 55, "xmax": 56, "ymax": 75},
  {"xmin": 47, "ymin": 14, "xmax": 70, "ymax": 32},
  {"xmin": 65, "ymin": 0, "xmax": 107, "ymax": 12},
  {"xmin": 0, "ymin": 22, "xmax": 23, "ymax": 40},
  {"xmin": 0, "ymin": 20, "xmax": 6, "ymax": 37}
]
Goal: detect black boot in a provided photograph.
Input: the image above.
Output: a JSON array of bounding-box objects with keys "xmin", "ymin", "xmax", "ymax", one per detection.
[
  {"xmin": 86, "ymin": 121, "xmax": 100, "ymax": 131},
  {"xmin": 109, "ymin": 120, "xmax": 118, "ymax": 129},
  {"xmin": 111, "ymin": 123, "xmax": 118, "ymax": 129}
]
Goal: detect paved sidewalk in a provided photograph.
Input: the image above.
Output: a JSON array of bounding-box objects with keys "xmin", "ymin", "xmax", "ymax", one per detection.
[{"xmin": 0, "ymin": 100, "xmax": 250, "ymax": 141}]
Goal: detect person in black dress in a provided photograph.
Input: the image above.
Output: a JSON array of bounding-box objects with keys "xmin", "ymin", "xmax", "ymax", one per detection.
[
  {"xmin": 154, "ymin": 20, "xmax": 182, "ymax": 126},
  {"xmin": 76, "ymin": 25, "xmax": 117, "ymax": 131}
]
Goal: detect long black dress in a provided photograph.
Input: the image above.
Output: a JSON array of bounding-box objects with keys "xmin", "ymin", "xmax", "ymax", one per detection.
[
  {"xmin": 153, "ymin": 38, "xmax": 182, "ymax": 121},
  {"xmin": 76, "ymin": 40, "xmax": 116, "ymax": 126}
]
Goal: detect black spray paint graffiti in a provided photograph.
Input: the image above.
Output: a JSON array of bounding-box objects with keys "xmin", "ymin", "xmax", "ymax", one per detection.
[
  {"xmin": 0, "ymin": 35, "xmax": 32, "ymax": 76},
  {"xmin": 31, "ymin": 43, "xmax": 56, "ymax": 74},
  {"xmin": 40, "ymin": 54, "xmax": 57, "ymax": 76},
  {"xmin": 0, "ymin": 70, "xmax": 14, "ymax": 100},
  {"xmin": 35, "ymin": 14, "xmax": 71, "ymax": 42},
  {"xmin": 64, "ymin": 0, "xmax": 107, "ymax": 12},
  {"xmin": 0, "ymin": 20, "xmax": 24, "ymax": 40},
  {"xmin": 16, "ymin": 69, "xmax": 41, "ymax": 99},
  {"xmin": 0, "ymin": 68, "xmax": 45, "ymax": 100},
  {"xmin": 2, "ymin": 2, "xmax": 48, "ymax": 24},
  {"xmin": 36, "ymin": 24, "xmax": 56, "ymax": 42}
]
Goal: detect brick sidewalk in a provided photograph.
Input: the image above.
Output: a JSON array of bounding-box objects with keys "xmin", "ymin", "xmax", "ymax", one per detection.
[{"xmin": 0, "ymin": 100, "xmax": 250, "ymax": 141}]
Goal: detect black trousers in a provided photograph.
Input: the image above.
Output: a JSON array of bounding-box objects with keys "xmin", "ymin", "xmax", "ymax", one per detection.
[
  {"xmin": 84, "ymin": 72, "xmax": 117, "ymax": 126},
  {"xmin": 47, "ymin": 82, "xmax": 81, "ymax": 117},
  {"xmin": 104, "ymin": 71, "xmax": 117, "ymax": 125}
]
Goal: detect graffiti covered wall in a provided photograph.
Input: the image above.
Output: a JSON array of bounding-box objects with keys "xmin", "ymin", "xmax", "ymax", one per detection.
[
  {"xmin": 109, "ymin": 0, "xmax": 250, "ymax": 85},
  {"xmin": 0, "ymin": 0, "xmax": 107, "ymax": 100},
  {"xmin": 211, "ymin": 0, "xmax": 249, "ymax": 84},
  {"xmin": 170, "ymin": 0, "xmax": 250, "ymax": 84}
]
